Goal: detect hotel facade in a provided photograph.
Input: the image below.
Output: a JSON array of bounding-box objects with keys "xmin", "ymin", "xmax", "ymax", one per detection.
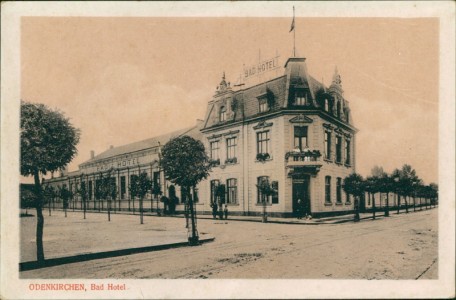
[{"xmin": 45, "ymin": 57, "xmax": 358, "ymax": 218}]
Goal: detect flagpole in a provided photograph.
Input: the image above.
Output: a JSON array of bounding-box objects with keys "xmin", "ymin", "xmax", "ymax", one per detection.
[{"xmin": 293, "ymin": 6, "xmax": 296, "ymax": 57}]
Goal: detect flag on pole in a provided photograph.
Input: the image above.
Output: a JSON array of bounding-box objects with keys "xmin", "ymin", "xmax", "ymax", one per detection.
[{"xmin": 289, "ymin": 6, "xmax": 295, "ymax": 32}]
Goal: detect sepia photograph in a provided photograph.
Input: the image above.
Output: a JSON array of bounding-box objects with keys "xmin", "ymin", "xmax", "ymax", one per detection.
[{"xmin": 1, "ymin": 1, "xmax": 455, "ymax": 299}]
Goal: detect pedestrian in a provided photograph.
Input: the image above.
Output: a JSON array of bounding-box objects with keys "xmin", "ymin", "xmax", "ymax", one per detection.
[
  {"xmin": 211, "ymin": 202, "xmax": 218, "ymax": 219},
  {"xmin": 297, "ymin": 198, "xmax": 303, "ymax": 219},
  {"xmin": 218, "ymin": 204, "xmax": 224, "ymax": 219},
  {"xmin": 224, "ymin": 204, "xmax": 228, "ymax": 220}
]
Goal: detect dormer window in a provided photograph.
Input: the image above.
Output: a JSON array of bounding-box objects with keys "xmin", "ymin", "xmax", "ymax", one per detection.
[
  {"xmin": 336, "ymin": 101, "xmax": 341, "ymax": 118},
  {"xmin": 220, "ymin": 106, "xmax": 226, "ymax": 122},
  {"xmin": 324, "ymin": 99, "xmax": 329, "ymax": 112},
  {"xmin": 259, "ymin": 98, "xmax": 269, "ymax": 113},
  {"xmin": 295, "ymin": 91, "xmax": 307, "ymax": 106}
]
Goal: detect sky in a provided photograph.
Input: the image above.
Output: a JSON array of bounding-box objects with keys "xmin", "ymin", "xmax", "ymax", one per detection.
[{"xmin": 21, "ymin": 17, "xmax": 439, "ymax": 184}]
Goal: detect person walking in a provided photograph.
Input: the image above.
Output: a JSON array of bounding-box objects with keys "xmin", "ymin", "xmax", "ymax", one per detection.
[
  {"xmin": 297, "ymin": 198, "xmax": 303, "ymax": 219},
  {"xmin": 224, "ymin": 204, "xmax": 228, "ymax": 220},
  {"xmin": 211, "ymin": 202, "xmax": 218, "ymax": 219}
]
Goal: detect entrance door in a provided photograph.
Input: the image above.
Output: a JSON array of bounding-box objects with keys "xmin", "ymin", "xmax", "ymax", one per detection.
[{"xmin": 292, "ymin": 176, "xmax": 310, "ymax": 216}]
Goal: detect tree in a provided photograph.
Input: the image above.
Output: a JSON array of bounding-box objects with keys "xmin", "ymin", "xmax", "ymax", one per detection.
[
  {"xmin": 20, "ymin": 184, "xmax": 37, "ymax": 216},
  {"xmin": 75, "ymin": 174, "xmax": 89, "ymax": 219},
  {"xmin": 151, "ymin": 180, "xmax": 162, "ymax": 216},
  {"xmin": 365, "ymin": 175, "xmax": 379, "ymax": 220},
  {"xmin": 21, "ymin": 100, "xmax": 80, "ymax": 263},
  {"xmin": 161, "ymin": 136, "xmax": 212, "ymax": 245},
  {"xmin": 429, "ymin": 183, "xmax": 438, "ymax": 207},
  {"xmin": 377, "ymin": 172, "xmax": 393, "ymax": 217},
  {"xmin": 58, "ymin": 185, "xmax": 72, "ymax": 218},
  {"xmin": 393, "ymin": 164, "xmax": 419, "ymax": 214},
  {"xmin": 343, "ymin": 173, "xmax": 365, "ymax": 222},
  {"xmin": 99, "ymin": 168, "xmax": 117, "ymax": 221},
  {"xmin": 128, "ymin": 172, "xmax": 151, "ymax": 224},
  {"xmin": 42, "ymin": 184, "xmax": 56, "ymax": 217}
]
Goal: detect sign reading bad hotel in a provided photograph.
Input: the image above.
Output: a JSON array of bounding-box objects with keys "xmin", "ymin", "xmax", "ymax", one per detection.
[{"xmin": 244, "ymin": 56, "xmax": 280, "ymax": 79}]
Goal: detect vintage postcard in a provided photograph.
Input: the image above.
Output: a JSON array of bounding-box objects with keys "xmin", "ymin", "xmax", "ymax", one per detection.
[{"xmin": 1, "ymin": 1, "xmax": 455, "ymax": 299}]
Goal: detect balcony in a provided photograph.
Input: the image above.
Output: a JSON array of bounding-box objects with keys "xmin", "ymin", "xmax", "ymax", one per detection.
[{"xmin": 285, "ymin": 149, "xmax": 323, "ymax": 175}]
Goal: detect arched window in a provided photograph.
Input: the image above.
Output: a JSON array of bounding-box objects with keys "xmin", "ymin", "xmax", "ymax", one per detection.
[
  {"xmin": 220, "ymin": 106, "xmax": 226, "ymax": 122},
  {"xmin": 337, "ymin": 101, "xmax": 341, "ymax": 118},
  {"xmin": 324, "ymin": 99, "xmax": 329, "ymax": 112}
]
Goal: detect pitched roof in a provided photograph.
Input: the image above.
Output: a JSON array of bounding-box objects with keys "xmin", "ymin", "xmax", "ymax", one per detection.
[{"xmin": 80, "ymin": 124, "xmax": 203, "ymax": 166}]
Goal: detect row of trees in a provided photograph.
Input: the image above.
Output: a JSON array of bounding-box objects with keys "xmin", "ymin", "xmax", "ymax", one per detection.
[
  {"xmin": 343, "ymin": 164, "xmax": 438, "ymax": 221},
  {"xmin": 42, "ymin": 169, "xmax": 164, "ymax": 224}
]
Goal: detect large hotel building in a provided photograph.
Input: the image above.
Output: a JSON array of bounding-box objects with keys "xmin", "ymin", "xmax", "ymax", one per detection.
[{"xmin": 45, "ymin": 56, "xmax": 358, "ymax": 218}]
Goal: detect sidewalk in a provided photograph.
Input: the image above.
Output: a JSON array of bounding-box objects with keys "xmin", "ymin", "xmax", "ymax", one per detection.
[{"xmin": 20, "ymin": 211, "xmax": 214, "ymax": 271}]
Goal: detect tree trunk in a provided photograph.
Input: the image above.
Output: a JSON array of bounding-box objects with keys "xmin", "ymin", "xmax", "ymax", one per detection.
[
  {"xmin": 187, "ymin": 188, "xmax": 198, "ymax": 245},
  {"xmin": 48, "ymin": 199, "xmax": 51, "ymax": 216},
  {"xmin": 140, "ymin": 198, "xmax": 143, "ymax": 224},
  {"xmin": 108, "ymin": 199, "xmax": 111, "ymax": 222},
  {"xmin": 413, "ymin": 196, "xmax": 416, "ymax": 212},
  {"xmin": 385, "ymin": 193, "xmax": 390, "ymax": 217},
  {"xmin": 405, "ymin": 196, "xmax": 409, "ymax": 213},
  {"xmin": 354, "ymin": 196, "xmax": 360, "ymax": 222},
  {"xmin": 372, "ymin": 193, "xmax": 376, "ymax": 220},
  {"xmin": 83, "ymin": 197, "xmax": 86, "ymax": 219},
  {"xmin": 397, "ymin": 194, "xmax": 400, "ymax": 214},
  {"xmin": 34, "ymin": 171, "xmax": 45, "ymax": 263}
]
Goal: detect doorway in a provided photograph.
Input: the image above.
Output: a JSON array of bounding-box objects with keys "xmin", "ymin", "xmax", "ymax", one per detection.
[{"xmin": 292, "ymin": 176, "xmax": 311, "ymax": 216}]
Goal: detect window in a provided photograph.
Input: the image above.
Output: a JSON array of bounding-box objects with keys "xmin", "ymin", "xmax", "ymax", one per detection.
[
  {"xmin": 345, "ymin": 191, "xmax": 350, "ymax": 204},
  {"xmin": 325, "ymin": 176, "xmax": 331, "ymax": 203},
  {"xmin": 256, "ymin": 131, "xmax": 270, "ymax": 155},
  {"xmin": 226, "ymin": 178, "xmax": 237, "ymax": 204},
  {"xmin": 88, "ymin": 181, "xmax": 93, "ymax": 200},
  {"xmin": 324, "ymin": 130, "xmax": 331, "ymax": 159},
  {"xmin": 257, "ymin": 176, "xmax": 270, "ymax": 204},
  {"xmin": 324, "ymin": 99, "xmax": 329, "ymax": 112},
  {"xmin": 259, "ymin": 98, "xmax": 269, "ymax": 113},
  {"xmin": 210, "ymin": 180, "xmax": 220, "ymax": 204},
  {"xmin": 271, "ymin": 181, "xmax": 279, "ymax": 204},
  {"xmin": 336, "ymin": 178, "xmax": 342, "ymax": 203},
  {"xmin": 220, "ymin": 106, "xmax": 226, "ymax": 122},
  {"xmin": 120, "ymin": 176, "xmax": 126, "ymax": 199},
  {"xmin": 337, "ymin": 101, "xmax": 341, "ymax": 118},
  {"xmin": 181, "ymin": 186, "xmax": 188, "ymax": 204},
  {"xmin": 193, "ymin": 186, "xmax": 199, "ymax": 203},
  {"xmin": 335, "ymin": 136, "xmax": 341, "ymax": 162},
  {"xmin": 345, "ymin": 139, "xmax": 351, "ymax": 165},
  {"xmin": 295, "ymin": 91, "xmax": 306, "ymax": 106},
  {"xmin": 153, "ymin": 171, "xmax": 160, "ymax": 187},
  {"xmin": 226, "ymin": 137, "xmax": 237, "ymax": 160},
  {"xmin": 294, "ymin": 126, "xmax": 308, "ymax": 150},
  {"xmin": 210, "ymin": 141, "xmax": 220, "ymax": 160}
]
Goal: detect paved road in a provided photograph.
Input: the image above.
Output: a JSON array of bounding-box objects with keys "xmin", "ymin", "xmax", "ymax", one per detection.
[{"xmin": 21, "ymin": 209, "xmax": 437, "ymax": 279}]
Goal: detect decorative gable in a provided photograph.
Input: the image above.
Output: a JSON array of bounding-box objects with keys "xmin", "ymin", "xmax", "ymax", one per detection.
[
  {"xmin": 289, "ymin": 114, "xmax": 313, "ymax": 124},
  {"xmin": 253, "ymin": 120, "xmax": 273, "ymax": 130}
]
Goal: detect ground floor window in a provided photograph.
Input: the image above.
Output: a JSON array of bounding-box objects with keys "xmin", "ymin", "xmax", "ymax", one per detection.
[
  {"xmin": 271, "ymin": 181, "xmax": 279, "ymax": 204},
  {"xmin": 325, "ymin": 176, "xmax": 331, "ymax": 203},
  {"xmin": 257, "ymin": 176, "xmax": 271, "ymax": 204},
  {"xmin": 226, "ymin": 178, "xmax": 237, "ymax": 204},
  {"xmin": 336, "ymin": 177, "xmax": 342, "ymax": 203},
  {"xmin": 210, "ymin": 180, "xmax": 219, "ymax": 204},
  {"xmin": 88, "ymin": 180, "xmax": 93, "ymax": 200},
  {"xmin": 120, "ymin": 176, "xmax": 126, "ymax": 199}
]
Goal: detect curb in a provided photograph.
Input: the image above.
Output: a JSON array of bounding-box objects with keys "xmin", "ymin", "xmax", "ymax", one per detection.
[{"xmin": 19, "ymin": 237, "xmax": 215, "ymax": 272}]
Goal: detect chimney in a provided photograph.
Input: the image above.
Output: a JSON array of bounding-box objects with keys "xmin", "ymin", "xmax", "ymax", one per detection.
[{"xmin": 90, "ymin": 150, "xmax": 95, "ymax": 159}]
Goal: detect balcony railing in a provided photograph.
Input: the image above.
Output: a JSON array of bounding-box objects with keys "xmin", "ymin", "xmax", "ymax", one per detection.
[{"xmin": 285, "ymin": 149, "xmax": 322, "ymax": 162}]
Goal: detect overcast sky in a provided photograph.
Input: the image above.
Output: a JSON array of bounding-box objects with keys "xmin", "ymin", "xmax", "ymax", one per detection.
[{"xmin": 21, "ymin": 17, "xmax": 438, "ymax": 184}]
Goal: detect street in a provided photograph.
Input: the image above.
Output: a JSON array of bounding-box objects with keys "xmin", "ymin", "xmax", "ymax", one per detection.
[{"xmin": 21, "ymin": 209, "xmax": 437, "ymax": 279}]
